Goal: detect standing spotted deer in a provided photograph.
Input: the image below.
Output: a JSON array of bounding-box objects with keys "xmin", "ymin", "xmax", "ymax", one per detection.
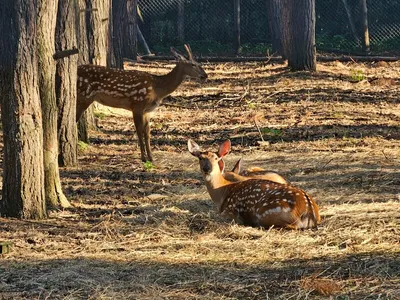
[
  {"xmin": 216, "ymin": 140, "xmax": 288, "ymax": 184},
  {"xmin": 188, "ymin": 139, "xmax": 320, "ymax": 229},
  {"xmin": 76, "ymin": 45, "xmax": 207, "ymax": 162}
]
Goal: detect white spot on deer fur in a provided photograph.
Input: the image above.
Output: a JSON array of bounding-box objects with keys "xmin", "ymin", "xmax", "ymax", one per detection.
[
  {"xmin": 84, "ymin": 79, "xmax": 88, "ymax": 83},
  {"xmin": 282, "ymin": 207, "xmax": 291, "ymax": 213},
  {"xmin": 144, "ymin": 81, "xmax": 147, "ymax": 84},
  {"xmin": 148, "ymin": 86, "xmax": 153, "ymax": 90},
  {"xmin": 267, "ymin": 206, "xmax": 281, "ymax": 214}
]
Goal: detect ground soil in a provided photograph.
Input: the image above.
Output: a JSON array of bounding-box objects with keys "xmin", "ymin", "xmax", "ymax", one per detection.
[{"xmin": 1, "ymin": 60, "xmax": 399, "ymax": 299}]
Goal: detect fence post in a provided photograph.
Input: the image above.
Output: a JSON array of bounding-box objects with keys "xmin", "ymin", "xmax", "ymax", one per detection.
[
  {"xmin": 360, "ymin": 0, "xmax": 370, "ymax": 53},
  {"xmin": 233, "ymin": 0, "xmax": 241, "ymax": 54},
  {"xmin": 177, "ymin": 0, "xmax": 185, "ymax": 43}
]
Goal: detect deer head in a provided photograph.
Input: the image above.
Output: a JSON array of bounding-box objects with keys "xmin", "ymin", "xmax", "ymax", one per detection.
[{"xmin": 171, "ymin": 44, "xmax": 207, "ymax": 82}]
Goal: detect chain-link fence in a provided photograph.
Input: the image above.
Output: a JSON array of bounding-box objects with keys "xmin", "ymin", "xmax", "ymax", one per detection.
[{"xmin": 137, "ymin": 0, "xmax": 400, "ymax": 56}]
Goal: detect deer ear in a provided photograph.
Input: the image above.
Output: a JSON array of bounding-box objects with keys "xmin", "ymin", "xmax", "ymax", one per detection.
[
  {"xmin": 171, "ymin": 47, "xmax": 187, "ymax": 61},
  {"xmin": 232, "ymin": 158, "xmax": 242, "ymax": 174},
  {"xmin": 218, "ymin": 159, "xmax": 225, "ymax": 173},
  {"xmin": 217, "ymin": 140, "xmax": 231, "ymax": 158},
  {"xmin": 188, "ymin": 139, "xmax": 201, "ymax": 157}
]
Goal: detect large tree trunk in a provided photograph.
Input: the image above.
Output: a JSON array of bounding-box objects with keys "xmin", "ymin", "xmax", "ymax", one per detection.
[
  {"xmin": 282, "ymin": 0, "xmax": 316, "ymax": 71},
  {"xmin": 0, "ymin": 0, "xmax": 46, "ymax": 219},
  {"xmin": 56, "ymin": 0, "xmax": 79, "ymax": 169},
  {"xmin": 37, "ymin": 0, "xmax": 71, "ymax": 208},
  {"xmin": 267, "ymin": 0, "xmax": 283, "ymax": 56}
]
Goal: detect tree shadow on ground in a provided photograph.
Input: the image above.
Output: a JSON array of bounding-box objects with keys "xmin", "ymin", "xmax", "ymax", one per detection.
[{"xmin": 1, "ymin": 252, "xmax": 398, "ymax": 299}]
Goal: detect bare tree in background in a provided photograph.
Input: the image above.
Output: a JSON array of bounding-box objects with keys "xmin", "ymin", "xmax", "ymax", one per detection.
[
  {"xmin": 281, "ymin": 0, "xmax": 316, "ymax": 71},
  {"xmin": 0, "ymin": 0, "xmax": 46, "ymax": 218}
]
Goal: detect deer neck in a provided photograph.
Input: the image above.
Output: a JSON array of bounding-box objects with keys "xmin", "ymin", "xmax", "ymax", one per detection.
[
  {"xmin": 203, "ymin": 170, "xmax": 233, "ymax": 212},
  {"xmin": 153, "ymin": 64, "xmax": 186, "ymax": 99}
]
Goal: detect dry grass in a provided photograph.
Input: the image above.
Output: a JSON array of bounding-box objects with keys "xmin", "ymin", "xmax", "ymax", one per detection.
[{"xmin": 1, "ymin": 61, "xmax": 400, "ymax": 299}]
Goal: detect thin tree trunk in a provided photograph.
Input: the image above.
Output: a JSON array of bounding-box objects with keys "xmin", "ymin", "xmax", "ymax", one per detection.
[
  {"xmin": 341, "ymin": 0, "xmax": 360, "ymax": 45},
  {"xmin": 126, "ymin": 0, "xmax": 138, "ymax": 60},
  {"xmin": 56, "ymin": 0, "xmax": 79, "ymax": 169},
  {"xmin": 112, "ymin": 0, "xmax": 127, "ymax": 69},
  {"xmin": 37, "ymin": 0, "xmax": 71, "ymax": 208},
  {"xmin": 280, "ymin": 0, "xmax": 292, "ymax": 60},
  {"xmin": 77, "ymin": 0, "xmax": 89, "ymax": 65},
  {"xmin": 267, "ymin": 0, "xmax": 283, "ymax": 56},
  {"xmin": 107, "ymin": 0, "xmax": 116, "ymax": 67},
  {"xmin": 233, "ymin": 0, "xmax": 241, "ymax": 54},
  {"xmin": 77, "ymin": 0, "xmax": 92, "ymax": 143},
  {"xmin": 0, "ymin": 0, "xmax": 46, "ymax": 219},
  {"xmin": 360, "ymin": 0, "xmax": 370, "ymax": 52},
  {"xmin": 177, "ymin": 0, "xmax": 185, "ymax": 43}
]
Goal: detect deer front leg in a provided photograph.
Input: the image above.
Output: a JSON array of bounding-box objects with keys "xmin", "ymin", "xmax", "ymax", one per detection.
[
  {"xmin": 76, "ymin": 95, "xmax": 94, "ymax": 122},
  {"xmin": 143, "ymin": 113, "xmax": 153, "ymax": 162},
  {"xmin": 133, "ymin": 113, "xmax": 147, "ymax": 162}
]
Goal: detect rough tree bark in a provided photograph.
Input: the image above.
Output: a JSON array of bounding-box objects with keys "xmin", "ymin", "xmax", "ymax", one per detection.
[
  {"xmin": 0, "ymin": 0, "xmax": 46, "ymax": 218},
  {"xmin": 281, "ymin": 0, "xmax": 316, "ymax": 71},
  {"xmin": 37, "ymin": 0, "xmax": 71, "ymax": 208},
  {"xmin": 87, "ymin": 0, "xmax": 110, "ymax": 66},
  {"xmin": 56, "ymin": 0, "xmax": 79, "ymax": 168},
  {"xmin": 77, "ymin": 0, "xmax": 110, "ymax": 142}
]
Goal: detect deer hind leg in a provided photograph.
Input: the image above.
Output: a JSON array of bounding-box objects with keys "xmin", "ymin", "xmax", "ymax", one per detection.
[
  {"xmin": 143, "ymin": 113, "xmax": 153, "ymax": 162},
  {"xmin": 133, "ymin": 113, "xmax": 147, "ymax": 162}
]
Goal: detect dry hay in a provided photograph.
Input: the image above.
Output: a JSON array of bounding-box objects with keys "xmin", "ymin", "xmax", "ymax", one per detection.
[{"xmin": 0, "ymin": 60, "xmax": 399, "ymax": 299}]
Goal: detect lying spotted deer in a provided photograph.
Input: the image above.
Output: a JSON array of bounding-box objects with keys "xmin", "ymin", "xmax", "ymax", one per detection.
[
  {"xmin": 216, "ymin": 140, "xmax": 288, "ymax": 184},
  {"xmin": 188, "ymin": 139, "xmax": 320, "ymax": 229},
  {"xmin": 77, "ymin": 45, "xmax": 207, "ymax": 162}
]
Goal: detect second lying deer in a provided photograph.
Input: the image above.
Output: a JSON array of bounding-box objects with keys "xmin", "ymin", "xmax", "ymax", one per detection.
[
  {"xmin": 216, "ymin": 140, "xmax": 288, "ymax": 184},
  {"xmin": 188, "ymin": 139, "xmax": 320, "ymax": 229},
  {"xmin": 77, "ymin": 45, "xmax": 207, "ymax": 162}
]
